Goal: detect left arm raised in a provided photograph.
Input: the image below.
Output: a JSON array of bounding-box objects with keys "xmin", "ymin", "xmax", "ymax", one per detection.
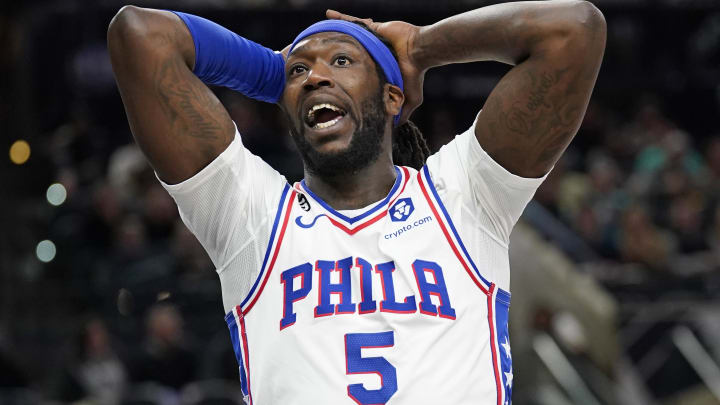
[{"xmin": 413, "ymin": 0, "xmax": 606, "ymax": 178}]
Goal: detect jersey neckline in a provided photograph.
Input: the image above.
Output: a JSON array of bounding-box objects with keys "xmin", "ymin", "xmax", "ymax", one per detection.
[{"xmin": 296, "ymin": 166, "xmax": 406, "ymax": 226}]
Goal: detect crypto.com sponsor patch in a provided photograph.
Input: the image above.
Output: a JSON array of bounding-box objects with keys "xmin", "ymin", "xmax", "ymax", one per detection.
[{"xmin": 384, "ymin": 216, "xmax": 433, "ymax": 239}]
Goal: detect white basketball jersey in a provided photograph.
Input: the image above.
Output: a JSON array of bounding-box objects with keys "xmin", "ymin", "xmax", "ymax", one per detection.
[{"xmin": 160, "ymin": 117, "xmax": 547, "ymax": 405}]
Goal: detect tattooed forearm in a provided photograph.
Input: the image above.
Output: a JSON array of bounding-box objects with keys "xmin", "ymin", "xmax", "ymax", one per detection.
[
  {"xmin": 108, "ymin": 6, "xmax": 234, "ymax": 183},
  {"xmin": 525, "ymin": 69, "xmax": 565, "ymax": 112},
  {"xmin": 153, "ymin": 55, "xmax": 225, "ymax": 141},
  {"xmin": 480, "ymin": 62, "xmax": 600, "ymax": 177},
  {"xmin": 497, "ymin": 68, "xmax": 571, "ymax": 139},
  {"xmin": 414, "ymin": 1, "xmax": 605, "ymax": 178}
]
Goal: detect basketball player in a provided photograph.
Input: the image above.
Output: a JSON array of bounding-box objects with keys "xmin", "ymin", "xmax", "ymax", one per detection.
[{"xmin": 108, "ymin": 2, "xmax": 605, "ymax": 404}]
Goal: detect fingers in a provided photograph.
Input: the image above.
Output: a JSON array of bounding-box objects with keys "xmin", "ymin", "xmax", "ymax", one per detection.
[
  {"xmin": 326, "ymin": 9, "xmax": 375, "ymax": 28},
  {"xmin": 326, "ymin": 9, "xmax": 353, "ymax": 20},
  {"xmin": 326, "ymin": 9, "xmax": 368, "ymax": 22}
]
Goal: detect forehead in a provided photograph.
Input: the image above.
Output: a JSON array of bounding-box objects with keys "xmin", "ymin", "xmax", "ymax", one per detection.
[{"xmin": 289, "ymin": 32, "xmax": 367, "ymax": 58}]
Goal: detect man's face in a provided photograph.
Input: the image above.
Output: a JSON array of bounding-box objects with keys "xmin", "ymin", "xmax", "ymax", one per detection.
[{"xmin": 281, "ymin": 32, "xmax": 390, "ymax": 177}]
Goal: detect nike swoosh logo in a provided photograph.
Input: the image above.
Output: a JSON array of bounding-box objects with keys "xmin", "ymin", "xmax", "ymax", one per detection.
[{"xmin": 295, "ymin": 214, "xmax": 326, "ymax": 229}]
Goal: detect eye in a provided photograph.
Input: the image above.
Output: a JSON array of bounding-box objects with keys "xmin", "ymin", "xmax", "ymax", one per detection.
[
  {"xmin": 289, "ymin": 64, "xmax": 307, "ymax": 76},
  {"xmin": 334, "ymin": 55, "xmax": 351, "ymax": 66}
]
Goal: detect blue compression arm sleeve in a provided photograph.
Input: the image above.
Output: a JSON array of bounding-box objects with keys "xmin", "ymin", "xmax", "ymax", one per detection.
[{"xmin": 172, "ymin": 11, "xmax": 285, "ymax": 103}]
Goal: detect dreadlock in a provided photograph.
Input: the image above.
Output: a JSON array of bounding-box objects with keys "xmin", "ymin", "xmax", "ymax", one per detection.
[
  {"xmin": 392, "ymin": 119, "xmax": 430, "ymax": 170},
  {"xmin": 352, "ymin": 21, "xmax": 430, "ymax": 170}
]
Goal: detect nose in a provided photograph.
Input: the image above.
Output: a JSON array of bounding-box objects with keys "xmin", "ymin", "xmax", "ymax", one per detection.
[{"xmin": 303, "ymin": 62, "xmax": 333, "ymax": 91}]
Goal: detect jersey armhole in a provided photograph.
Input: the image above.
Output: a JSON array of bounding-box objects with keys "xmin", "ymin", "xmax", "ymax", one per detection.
[
  {"xmin": 237, "ymin": 184, "xmax": 295, "ymax": 313},
  {"xmin": 417, "ymin": 166, "xmax": 495, "ymax": 294}
]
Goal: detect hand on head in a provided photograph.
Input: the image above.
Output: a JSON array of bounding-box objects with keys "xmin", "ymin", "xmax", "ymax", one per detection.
[{"xmin": 325, "ymin": 10, "xmax": 425, "ymax": 124}]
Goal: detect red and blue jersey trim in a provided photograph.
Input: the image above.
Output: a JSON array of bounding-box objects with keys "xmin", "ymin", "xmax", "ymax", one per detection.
[
  {"xmin": 226, "ymin": 306, "xmax": 254, "ymax": 404},
  {"xmin": 240, "ymin": 186, "xmax": 296, "ymax": 314},
  {"xmin": 239, "ymin": 184, "xmax": 291, "ymax": 309},
  {"xmin": 494, "ymin": 288, "xmax": 513, "ymax": 404},
  {"xmin": 417, "ymin": 165, "xmax": 492, "ymax": 293},
  {"xmin": 299, "ymin": 166, "xmax": 403, "ymax": 224},
  {"xmin": 224, "ymin": 183, "xmax": 298, "ymax": 403},
  {"xmin": 418, "ymin": 164, "xmax": 513, "ymax": 404},
  {"xmin": 487, "ymin": 285, "xmax": 506, "ymax": 405},
  {"xmin": 294, "ymin": 166, "xmax": 411, "ymax": 235}
]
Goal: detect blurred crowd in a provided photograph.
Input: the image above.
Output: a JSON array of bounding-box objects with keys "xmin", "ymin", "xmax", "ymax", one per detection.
[
  {"xmin": 537, "ymin": 99, "xmax": 720, "ymax": 275},
  {"xmin": 2, "ymin": 93, "xmax": 265, "ymax": 404}
]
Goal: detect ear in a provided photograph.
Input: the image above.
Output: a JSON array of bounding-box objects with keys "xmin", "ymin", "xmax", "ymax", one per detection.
[{"xmin": 384, "ymin": 83, "xmax": 404, "ymax": 117}]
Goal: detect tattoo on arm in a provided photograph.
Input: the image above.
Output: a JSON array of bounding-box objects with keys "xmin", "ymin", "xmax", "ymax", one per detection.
[
  {"xmin": 110, "ymin": 8, "xmax": 234, "ymax": 184},
  {"xmin": 478, "ymin": 61, "xmax": 597, "ymax": 177},
  {"xmin": 414, "ymin": 1, "xmax": 605, "ymax": 178},
  {"xmin": 136, "ymin": 49, "xmax": 233, "ymax": 181},
  {"xmin": 153, "ymin": 55, "xmax": 225, "ymax": 142}
]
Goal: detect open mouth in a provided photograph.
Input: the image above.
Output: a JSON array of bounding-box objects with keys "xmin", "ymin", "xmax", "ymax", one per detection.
[{"xmin": 305, "ymin": 103, "xmax": 347, "ymax": 129}]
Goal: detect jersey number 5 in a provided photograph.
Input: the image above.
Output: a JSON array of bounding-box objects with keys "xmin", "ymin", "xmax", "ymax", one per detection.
[{"xmin": 344, "ymin": 331, "xmax": 398, "ymax": 404}]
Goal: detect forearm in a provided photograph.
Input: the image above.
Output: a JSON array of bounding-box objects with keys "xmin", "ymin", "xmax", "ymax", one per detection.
[
  {"xmin": 108, "ymin": 7, "xmax": 235, "ymax": 184},
  {"xmin": 172, "ymin": 11, "xmax": 285, "ymax": 103},
  {"xmin": 108, "ymin": 7, "xmax": 285, "ymax": 103},
  {"xmin": 413, "ymin": 0, "xmax": 604, "ymax": 69},
  {"xmin": 409, "ymin": 0, "xmax": 605, "ymax": 178},
  {"xmin": 108, "ymin": 7, "xmax": 287, "ymax": 183}
]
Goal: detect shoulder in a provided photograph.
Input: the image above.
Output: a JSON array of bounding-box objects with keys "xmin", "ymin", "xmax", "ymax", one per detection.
[{"xmin": 426, "ymin": 114, "xmax": 548, "ymax": 191}]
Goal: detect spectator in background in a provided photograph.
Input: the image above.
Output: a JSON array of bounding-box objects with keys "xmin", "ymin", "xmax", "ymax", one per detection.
[
  {"xmin": 554, "ymin": 151, "xmax": 626, "ymax": 257},
  {"xmin": 129, "ymin": 303, "xmax": 197, "ymax": 391},
  {"xmin": 618, "ymin": 101, "xmax": 675, "ymax": 167},
  {"xmin": 617, "ymin": 203, "xmax": 677, "ymax": 271},
  {"xmin": 634, "ymin": 129, "xmax": 702, "ymax": 176},
  {"xmin": 586, "ymin": 153, "xmax": 625, "ymax": 242},
  {"xmin": 668, "ymin": 189, "xmax": 709, "ymax": 254},
  {"xmin": 49, "ymin": 318, "xmax": 127, "ymax": 405},
  {"xmin": 50, "ymin": 101, "xmax": 112, "ymax": 188},
  {"xmin": 86, "ymin": 182, "xmax": 124, "ymax": 253}
]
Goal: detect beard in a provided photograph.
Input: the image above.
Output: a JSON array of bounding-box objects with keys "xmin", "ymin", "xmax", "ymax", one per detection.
[{"xmin": 289, "ymin": 88, "xmax": 386, "ymax": 178}]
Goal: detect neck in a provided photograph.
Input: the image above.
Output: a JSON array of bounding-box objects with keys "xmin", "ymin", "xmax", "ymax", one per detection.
[{"xmin": 304, "ymin": 158, "xmax": 397, "ymax": 210}]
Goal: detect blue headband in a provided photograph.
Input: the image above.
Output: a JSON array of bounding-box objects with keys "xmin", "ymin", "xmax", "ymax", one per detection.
[{"xmin": 289, "ymin": 20, "xmax": 404, "ymax": 124}]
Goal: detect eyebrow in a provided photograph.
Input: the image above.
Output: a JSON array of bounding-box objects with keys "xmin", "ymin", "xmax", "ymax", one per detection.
[{"xmin": 289, "ymin": 36, "xmax": 363, "ymax": 58}]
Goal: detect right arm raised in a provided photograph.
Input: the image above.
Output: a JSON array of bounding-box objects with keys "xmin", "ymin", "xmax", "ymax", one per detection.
[{"xmin": 108, "ymin": 6, "xmax": 234, "ymax": 184}]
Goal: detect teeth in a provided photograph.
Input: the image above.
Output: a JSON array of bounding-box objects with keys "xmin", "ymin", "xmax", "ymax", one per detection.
[
  {"xmin": 314, "ymin": 116, "xmax": 342, "ymax": 129},
  {"xmin": 312, "ymin": 103, "xmax": 341, "ymax": 113},
  {"xmin": 307, "ymin": 103, "xmax": 345, "ymax": 123}
]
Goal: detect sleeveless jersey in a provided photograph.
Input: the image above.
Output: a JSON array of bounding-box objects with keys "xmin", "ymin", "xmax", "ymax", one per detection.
[{"xmin": 160, "ymin": 117, "xmax": 547, "ymax": 405}]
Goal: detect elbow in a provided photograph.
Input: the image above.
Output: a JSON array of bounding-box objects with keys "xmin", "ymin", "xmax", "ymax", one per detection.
[
  {"xmin": 107, "ymin": 5, "xmax": 159, "ymax": 54},
  {"xmin": 108, "ymin": 5, "xmax": 164, "ymax": 76},
  {"xmin": 538, "ymin": 1, "xmax": 606, "ymax": 59},
  {"xmin": 575, "ymin": 1, "xmax": 606, "ymax": 34},
  {"xmin": 108, "ymin": 5, "xmax": 142, "ymax": 44},
  {"xmin": 567, "ymin": 1, "xmax": 607, "ymax": 48}
]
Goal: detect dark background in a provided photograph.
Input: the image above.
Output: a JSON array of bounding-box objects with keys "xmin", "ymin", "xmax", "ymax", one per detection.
[{"xmin": 1, "ymin": 0, "xmax": 719, "ymax": 404}]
